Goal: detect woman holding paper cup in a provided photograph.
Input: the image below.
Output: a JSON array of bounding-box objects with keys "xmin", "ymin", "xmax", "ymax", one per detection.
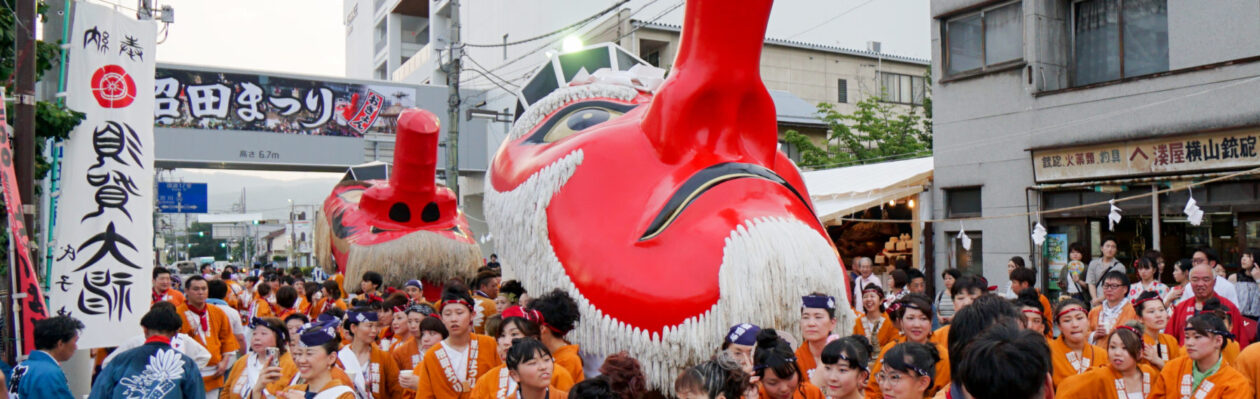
[{"xmin": 222, "ymin": 317, "xmax": 297, "ymax": 399}]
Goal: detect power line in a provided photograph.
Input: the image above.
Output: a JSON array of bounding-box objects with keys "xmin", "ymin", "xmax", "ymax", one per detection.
[
  {"xmin": 462, "ymin": 0, "xmax": 630, "ymax": 48},
  {"xmin": 462, "ymin": 54, "xmax": 519, "ymax": 89},
  {"xmin": 785, "ymin": 0, "xmax": 879, "ymax": 40},
  {"xmin": 460, "ymin": 0, "xmax": 681, "ymax": 88},
  {"xmin": 462, "ymin": 66, "xmax": 519, "ymax": 94}
]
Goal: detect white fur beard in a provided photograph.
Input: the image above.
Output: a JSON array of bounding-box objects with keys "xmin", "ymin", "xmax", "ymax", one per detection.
[{"xmin": 485, "ymin": 151, "xmax": 855, "ymax": 394}]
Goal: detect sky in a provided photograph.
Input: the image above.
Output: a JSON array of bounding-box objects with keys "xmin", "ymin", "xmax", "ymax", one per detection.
[{"xmin": 128, "ymin": 0, "xmax": 929, "ymax": 212}]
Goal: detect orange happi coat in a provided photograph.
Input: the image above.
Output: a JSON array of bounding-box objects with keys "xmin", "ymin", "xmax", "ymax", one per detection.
[
  {"xmin": 337, "ymin": 343, "xmax": 403, "ymax": 399},
  {"xmin": 413, "ymin": 334, "xmax": 502, "ymax": 399},
  {"xmin": 1233, "ymin": 342, "xmax": 1260, "ymax": 399},
  {"xmin": 221, "ymin": 351, "xmax": 299, "ymax": 399},
  {"xmin": 1055, "ymin": 363, "xmax": 1158, "ymax": 399},
  {"xmin": 1142, "ymin": 333, "xmax": 1186, "ymax": 369},
  {"xmin": 1049, "ymin": 336, "xmax": 1107, "ymax": 386},
  {"xmin": 865, "ymin": 339, "xmax": 950, "ymax": 399},
  {"xmin": 1150, "ymin": 356, "xmax": 1254, "ymax": 399},
  {"xmin": 178, "ymin": 302, "xmax": 242, "ymax": 392},
  {"xmin": 552, "ymin": 344, "xmax": 584, "ymax": 383},
  {"xmin": 470, "ymin": 363, "xmax": 576, "ymax": 399},
  {"xmin": 855, "ymin": 312, "xmax": 899, "ymax": 350}
]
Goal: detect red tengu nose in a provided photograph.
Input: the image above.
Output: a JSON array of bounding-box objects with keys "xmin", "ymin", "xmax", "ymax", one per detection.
[
  {"xmin": 358, "ymin": 109, "xmax": 457, "ymax": 228},
  {"xmin": 641, "ymin": 0, "xmax": 778, "ymax": 167}
]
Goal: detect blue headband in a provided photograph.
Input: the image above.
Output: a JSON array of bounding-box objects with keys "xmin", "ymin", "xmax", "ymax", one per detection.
[
  {"xmin": 346, "ymin": 309, "xmax": 378, "ymax": 323},
  {"xmin": 802, "ymin": 295, "xmax": 836, "ymax": 310},
  {"xmin": 726, "ymin": 323, "xmax": 760, "ymax": 346},
  {"xmin": 298, "ymin": 320, "xmax": 340, "ymax": 347},
  {"xmin": 405, "ymin": 280, "xmax": 423, "ymax": 290}
]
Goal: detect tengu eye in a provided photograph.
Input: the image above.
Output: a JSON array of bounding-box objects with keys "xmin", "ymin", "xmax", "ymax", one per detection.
[{"xmin": 542, "ymin": 107, "xmax": 623, "ymax": 143}]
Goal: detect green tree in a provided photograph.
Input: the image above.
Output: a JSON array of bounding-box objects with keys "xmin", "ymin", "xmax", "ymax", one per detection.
[
  {"xmin": 1, "ymin": 0, "xmax": 87, "ymax": 180},
  {"xmin": 783, "ymin": 68, "xmax": 933, "ymax": 169},
  {"xmin": 187, "ymin": 222, "xmax": 227, "ymax": 259}
]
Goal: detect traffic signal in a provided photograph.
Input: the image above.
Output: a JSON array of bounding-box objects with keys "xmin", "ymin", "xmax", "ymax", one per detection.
[
  {"xmin": 198, "ymin": 231, "xmax": 205, "ymax": 237},
  {"xmin": 219, "ymin": 242, "xmax": 226, "ymax": 248}
]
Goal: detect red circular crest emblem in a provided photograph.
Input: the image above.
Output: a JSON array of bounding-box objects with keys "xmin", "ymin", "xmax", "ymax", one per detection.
[{"xmin": 90, "ymin": 65, "xmax": 137, "ymax": 108}]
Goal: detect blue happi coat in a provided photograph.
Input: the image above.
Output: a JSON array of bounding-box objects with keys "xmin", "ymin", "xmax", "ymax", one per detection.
[
  {"xmin": 7, "ymin": 350, "xmax": 73, "ymax": 399},
  {"xmin": 89, "ymin": 339, "xmax": 204, "ymax": 399}
]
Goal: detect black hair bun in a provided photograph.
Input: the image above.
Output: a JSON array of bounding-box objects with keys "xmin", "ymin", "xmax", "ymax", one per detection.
[{"xmin": 755, "ymin": 328, "xmax": 780, "ymax": 349}]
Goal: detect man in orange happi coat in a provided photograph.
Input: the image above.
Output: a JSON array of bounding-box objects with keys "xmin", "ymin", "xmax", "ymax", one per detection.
[
  {"xmin": 1088, "ymin": 270, "xmax": 1138, "ymax": 345},
  {"xmin": 178, "ymin": 275, "xmax": 241, "ymax": 396}
]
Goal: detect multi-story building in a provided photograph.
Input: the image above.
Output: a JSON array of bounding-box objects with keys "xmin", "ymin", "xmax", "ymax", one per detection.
[
  {"xmin": 344, "ymin": 0, "xmax": 931, "ymax": 253},
  {"xmin": 929, "ymin": 0, "xmax": 1260, "ymax": 293}
]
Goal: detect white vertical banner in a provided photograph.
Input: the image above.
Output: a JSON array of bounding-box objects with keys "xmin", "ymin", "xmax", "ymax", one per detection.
[{"xmin": 51, "ymin": 3, "xmax": 157, "ymax": 349}]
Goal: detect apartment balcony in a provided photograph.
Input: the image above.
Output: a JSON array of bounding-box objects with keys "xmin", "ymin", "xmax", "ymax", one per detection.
[{"xmin": 393, "ymin": 43, "xmax": 433, "ymax": 82}]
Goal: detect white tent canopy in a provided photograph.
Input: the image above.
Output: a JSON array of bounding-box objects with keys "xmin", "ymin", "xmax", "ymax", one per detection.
[{"xmin": 802, "ymin": 157, "xmax": 933, "ymax": 224}]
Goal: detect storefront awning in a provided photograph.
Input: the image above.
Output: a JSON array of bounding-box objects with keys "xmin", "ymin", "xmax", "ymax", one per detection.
[{"xmin": 802, "ymin": 157, "xmax": 933, "ymax": 224}]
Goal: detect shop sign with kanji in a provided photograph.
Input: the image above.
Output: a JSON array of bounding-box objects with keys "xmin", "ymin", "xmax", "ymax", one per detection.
[{"xmin": 1031, "ymin": 129, "xmax": 1260, "ymax": 183}]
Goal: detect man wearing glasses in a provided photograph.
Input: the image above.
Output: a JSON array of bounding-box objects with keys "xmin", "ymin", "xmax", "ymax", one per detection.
[
  {"xmin": 1087, "ymin": 271, "xmax": 1137, "ymax": 345},
  {"xmin": 1178, "ymin": 248, "xmax": 1239, "ymax": 306},
  {"xmin": 1168, "ymin": 251, "xmax": 1248, "ymax": 346}
]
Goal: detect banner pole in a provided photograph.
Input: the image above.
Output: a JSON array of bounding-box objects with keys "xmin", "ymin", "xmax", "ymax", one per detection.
[{"xmin": 8, "ymin": 225, "xmax": 20, "ymax": 361}]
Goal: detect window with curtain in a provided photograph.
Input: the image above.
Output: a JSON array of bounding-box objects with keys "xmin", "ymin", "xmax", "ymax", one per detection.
[
  {"xmin": 1073, "ymin": 0, "xmax": 1168, "ymax": 86},
  {"xmin": 880, "ymin": 73, "xmax": 926, "ymax": 105},
  {"xmin": 944, "ymin": 1, "xmax": 1023, "ymax": 76}
]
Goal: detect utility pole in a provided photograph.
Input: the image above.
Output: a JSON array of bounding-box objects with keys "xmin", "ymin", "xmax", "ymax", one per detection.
[
  {"xmin": 444, "ymin": 0, "xmax": 462, "ymax": 201},
  {"xmin": 14, "ymin": 0, "xmax": 36, "ymax": 241},
  {"xmin": 9, "ymin": 0, "xmax": 37, "ymax": 367},
  {"xmin": 288, "ymin": 199, "xmax": 296, "ymax": 269}
]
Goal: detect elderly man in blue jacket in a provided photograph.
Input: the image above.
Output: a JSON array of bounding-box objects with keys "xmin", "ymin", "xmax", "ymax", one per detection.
[{"xmin": 7, "ymin": 315, "xmax": 83, "ymax": 399}]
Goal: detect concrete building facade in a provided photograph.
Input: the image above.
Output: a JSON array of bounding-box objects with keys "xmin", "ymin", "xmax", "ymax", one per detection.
[{"xmin": 929, "ymin": 0, "xmax": 1260, "ymax": 294}]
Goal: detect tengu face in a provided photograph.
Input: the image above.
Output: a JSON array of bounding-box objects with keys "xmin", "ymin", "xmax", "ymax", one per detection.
[
  {"xmin": 485, "ymin": 0, "xmax": 852, "ymax": 391},
  {"xmin": 489, "ymin": 84, "xmax": 823, "ymax": 332}
]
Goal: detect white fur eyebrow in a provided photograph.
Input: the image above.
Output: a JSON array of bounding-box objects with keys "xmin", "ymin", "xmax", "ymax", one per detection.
[{"xmin": 508, "ymin": 84, "xmax": 639, "ymax": 141}]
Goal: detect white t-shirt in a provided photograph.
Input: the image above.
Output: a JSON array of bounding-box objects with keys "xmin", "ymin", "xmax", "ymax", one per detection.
[
  {"xmin": 442, "ymin": 341, "xmax": 470, "ymax": 381},
  {"xmin": 102, "ymin": 333, "xmax": 213, "ymax": 374},
  {"xmin": 853, "ymin": 274, "xmax": 883, "ymax": 304}
]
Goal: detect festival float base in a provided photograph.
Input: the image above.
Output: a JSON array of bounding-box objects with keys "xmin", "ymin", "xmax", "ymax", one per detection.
[{"xmin": 314, "ymin": 109, "xmax": 482, "ymax": 299}]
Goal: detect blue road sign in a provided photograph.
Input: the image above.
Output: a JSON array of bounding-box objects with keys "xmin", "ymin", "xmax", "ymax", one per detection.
[{"xmin": 157, "ymin": 182, "xmax": 208, "ymax": 213}]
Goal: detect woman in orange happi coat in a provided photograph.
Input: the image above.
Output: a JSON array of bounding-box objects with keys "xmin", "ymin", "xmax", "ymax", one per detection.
[
  {"xmin": 866, "ymin": 294, "xmax": 950, "ymax": 399},
  {"xmin": 1149, "ymin": 313, "xmax": 1253, "ymax": 398},
  {"xmin": 413, "ymin": 284, "xmax": 501, "ymax": 399},
  {"xmin": 1050, "ymin": 298, "xmax": 1108, "ymax": 386},
  {"xmin": 222, "ymin": 317, "xmax": 298, "ymax": 399},
  {"xmin": 854, "ymin": 285, "xmax": 900, "ymax": 350},
  {"xmin": 503, "ymin": 338, "xmax": 568, "ymax": 399},
  {"xmin": 309, "ymin": 280, "xmax": 348, "ymax": 320},
  {"xmin": 1056, "ymin": 321, "xmax": 1159, "ymax": 399},
  {"xmin": 527, "ymin": 289, "xmax": 586, "ymax": 384},
  {"xmin": 471, "ymin": 306, "xmax": 575, "ymax": 399},
  {"xmin": 337, "ymin": 307, "xmax": 402, "ymax": 399},
  {"xmin": 1133, "ymin": 291, "xmax": 1184, "ymax": 370},
  {"xmin": 753, "ymin": 329, "xmax": 825, "ymax": 399},
  {"xmin": 797, "ymin": 293, "xmax": 840, "ymax": 380},
  {"xmin": 874, "ymin": 342, "xmax": 941, "ymax": 399},
  {"xmin": 273, "ymin": 318, "xmax": 357, "ymax": 398}
]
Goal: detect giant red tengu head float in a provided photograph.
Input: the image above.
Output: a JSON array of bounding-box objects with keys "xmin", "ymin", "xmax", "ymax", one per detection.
[
  {"xmin": 485, "ymin": 0, "xmax": 853, "ymax": 390},
  {"xmin": 315, "ymin": 109, "xmax": 482, "ymax": 298}
]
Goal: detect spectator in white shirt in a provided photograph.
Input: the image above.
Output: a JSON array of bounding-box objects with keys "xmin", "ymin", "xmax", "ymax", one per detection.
[
  {"xmin": 852, "ymin": 257, "xmax": 881, "ymax": 306},
  {"xmin": 1178, "ymin": 247, "xmax": 1239, "ymax": 306}
]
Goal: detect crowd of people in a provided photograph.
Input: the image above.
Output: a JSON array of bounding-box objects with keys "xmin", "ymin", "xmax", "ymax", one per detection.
[{"xmin": 14, "ymin": 238, "xmax": 1260, "ymax": 398}]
